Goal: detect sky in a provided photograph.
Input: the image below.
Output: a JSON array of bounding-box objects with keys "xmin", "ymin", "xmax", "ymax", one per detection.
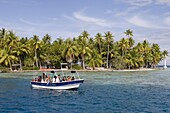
[{"xmin": 0, "ymin": 0, "xmax": 170, "ymax": 64}]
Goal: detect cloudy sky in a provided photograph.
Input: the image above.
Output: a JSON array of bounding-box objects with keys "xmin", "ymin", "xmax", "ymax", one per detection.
[{"xmin": 0, "ymin": 0, "xmax": 170, "ymax": 64}]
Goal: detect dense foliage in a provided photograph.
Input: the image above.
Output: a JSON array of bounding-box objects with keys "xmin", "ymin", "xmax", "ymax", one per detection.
[{"xmin": 0, "ymin": 28, "xmax": 168, "ymax": 70}]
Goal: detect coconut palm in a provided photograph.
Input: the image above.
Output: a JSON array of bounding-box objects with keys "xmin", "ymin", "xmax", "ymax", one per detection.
[
  {"xmin": 104, "ymin": 31, "xmax": 114, "ymax": 69},
  {"xmin": 88, "ymin": 50, "xmax": 103, "ymax": 70},
  {"xmin": 13, "ymin": 41, "xmax": 29, "ymax": 70},
  {"xmin": 42, "ymin": 33, "xmax": 51, "ymax": 45},
  {"xmin": 0, "ymin": 30, "xmax": 19, "ymax": 70},
  {"xmin": 0, "ymin": 28, "xmax": 7, "ymax": 48},
  {"xmin": 3, "ymin": 31, "xmax": 18, "ymax": 51},
  {"xmin": 125, "ymin": 52, "xmax": 134, "ymax": 69},
  {"xmin": 124, "ymin": 29, "xmax": 133, "ymax": 38},
  {"xmin": 124, "ymin": 29, "xmax": 134, "ymax": 48},
  {"xmin": 0, "ymin": 48, "xmax": 18, "ymax": 71},
  {"xmin": 94, "ymin": 33, "xmax": 104, "ymax": 54},
  {"xmin": 151, "ymin": 44, "xmax": 161, "ymax": 68},
  {"xmin": 62, "ymin": 38, "xmax": 78, "ymax": 69},
  {"xmin": 142, "ymin": 40, "xmax": 152, "ymax": 68},
  {"xmin": 109, "ymin": 43, "xmax": 119, "ymax": 68},
  {"xmin": 128, "ymin": 37, "xmax": 135, "ymax": 49},
  {"xmin": 48, "ymin": 39, "xmax": 64, "ymax": 67},
  {"xmin": 29, "ymin": 35, "xmax": 42, "ymax": 67},
  {"xmin": 77, "ymin": 31, "xmax": 92, "ymax": 70},
  {"xmin": 118, "ymin": 38, "xmax": 129, "ymax": 57},
  {"xmin": 132, "ymin": 43, "xmax": 145, "ymax": 68}
]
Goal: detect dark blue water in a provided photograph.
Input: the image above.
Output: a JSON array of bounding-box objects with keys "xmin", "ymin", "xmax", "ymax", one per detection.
[{"xmin": 1, "ymin": 69, "xmax": 170, "ymax": 112}]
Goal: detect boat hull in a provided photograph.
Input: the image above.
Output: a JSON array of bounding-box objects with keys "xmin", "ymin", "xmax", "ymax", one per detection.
[{"xmin": 31, "ymin": 79, "xmax": 84, "ymax": 90}]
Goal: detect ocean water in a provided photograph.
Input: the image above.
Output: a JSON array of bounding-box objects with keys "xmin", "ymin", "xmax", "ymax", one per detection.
[{"xmin": 0, "ymin": 69, "xmax": 170, "ymax": 113}]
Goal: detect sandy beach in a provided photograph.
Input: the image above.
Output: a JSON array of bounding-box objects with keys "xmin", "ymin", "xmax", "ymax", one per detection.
[{"xmin": 6, "ymin": 68, "xmax": 160, "ymax": 73}]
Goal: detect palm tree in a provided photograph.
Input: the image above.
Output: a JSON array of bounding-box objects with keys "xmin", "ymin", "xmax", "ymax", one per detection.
[
  {"xmin": 13, "ymin": 41, "xmax": 29, "ymax": 70},
  {"xmin": 104, "ymin": 31, "xmax": 114, "ymax": 69},
  {"xmin": 142, "ymin": 40, "xmax": 152, "ymax": 68},
  {"xmin": 62, "ymin": 38, "xmax": 78, "ymax": 69},
  {"xmin": 125, "ymin": 52, "xmax": 134, "ymax": 69},
  {"xmin": 88, "ymin": 50, "xmax": 103, "ymax": 70},
  {"xmin": 77, "ymin": 31, "xmax": 92, "ymax": 70},
  {"xmin": 151, "ymin": 44, "xmax": 161, "ymax": 68},
  {"xmin": 29, "ymin": 35, "xmax": 42, "ymax": 67},
  {"xmin": 128, "ymin": 37, "xmax": 135, "ymax": 49},
  {"xmin": 94, "ymin": 33, "xmax": 104, "ymax": 54},
  {"xmin": 42, "ymin": 34, "xmax": 51, "ymax": 45},
  {"xmin": 162, "ymin": 50, "xmax": 168, "ymax": 69},
  {"xmin": 109, "ymin": 43, "xmax": 119, "ymax": 68},
  {"xmin": 3, "ymin": 31, "xmax": 18, "ymax": 51},
  {"xmin": 124, "ymin": 29, "xmax": 133, "ymax": 38},
  {"xmin": 118, "ymin": 38, "xmax": 129, "ymax": 57},
  {"xmin": 0, "ymin": 48, "xmax": 18, "ymax": 71},
  {"xmin": 48, "ymin": 38, "xmax": 64, "ymax": 68},
  {"xmin": 0, "ymin": 28, "xmax": 7, "ymax": 48},
  {"xmin": 132, "ymin": 43, "xmax": 144, "ymax": 68},
  {"xmin": 124, "ymin": 29, "xmax": 134, "ymax": 49},
  {"xmin": 41, "ymin": 34, "xmax": 52, "ymax": 67}
]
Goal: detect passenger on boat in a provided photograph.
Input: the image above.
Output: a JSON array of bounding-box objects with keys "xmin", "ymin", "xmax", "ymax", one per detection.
[
  {"xmin": 62, "ymin": 76, "xmax": 67, "ymax": 81},
  {"xmin": 32, "ymin": 78, "xmax": 36, "ymax": 82},
  {"xmin": 52, "ymin": 76, "xmax": 57, "ymax": 83},
  {"xmin": 45, "ymin": 75, "xmax": 51, "ymax": 83},
  {"xmin": 67, "ymin": 76, "xmax": 72, "ymax": 81},
  {"xmin": 37, "ymin": 76, "xmax": 42, "ymax": 82},
  {"xmin": 56, "ymin": 74, "xmax": 61, "ymax": 83},
  {"xmin": 71, "ymin": 76, "xmax": 75, "ymax": 80},
  {"xmin": 41, "ymin": 73, "xmax": 46, "ymax": 83}
]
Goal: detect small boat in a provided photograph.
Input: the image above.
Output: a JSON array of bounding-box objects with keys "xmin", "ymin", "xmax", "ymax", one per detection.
[{"xmin": 31, "ymin": 70, "xmax": 84, "ymax": 90}]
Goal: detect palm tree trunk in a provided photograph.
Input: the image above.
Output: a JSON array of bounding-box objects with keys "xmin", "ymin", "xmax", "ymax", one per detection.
[
  {"xmin": 19, "ymin": 57, "xmax": 22, "ymax": 71},
  {"xmin": 70, "ymin": 62, "xmax": 72, "ymax": 69},
  {"xmin": 39, "ymin": 61, "xmax": 42, "ymax": 69},
  {"xmin": 9, "ymin": 62, "xmax": 12, "ymax": 71},
  {"xmin": 106, "ymin": 44, "xmax": 109, "ymax": 69},
  {"xmin": 82, "ymin": 54, "xmax": 85, "ymax": 70},
  {"xmin": 35, "ymin": 50, "xmax": 38, "ymax": 67}
]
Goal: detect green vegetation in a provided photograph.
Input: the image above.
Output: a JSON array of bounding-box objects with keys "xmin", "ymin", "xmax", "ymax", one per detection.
[{"xmin": 0, "ymin": 28, "xmax": 168, "ymax": 71}]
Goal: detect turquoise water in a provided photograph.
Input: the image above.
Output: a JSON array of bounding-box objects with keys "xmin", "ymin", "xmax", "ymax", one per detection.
[{"xmin": 0, "ymin": 69, "xmax": 170, "ymax": 112}]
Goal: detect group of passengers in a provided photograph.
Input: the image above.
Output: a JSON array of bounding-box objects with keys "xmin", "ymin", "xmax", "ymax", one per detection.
[{"xmin": 32, "ymin": 73, "xmax": 75, "ymax": 83}]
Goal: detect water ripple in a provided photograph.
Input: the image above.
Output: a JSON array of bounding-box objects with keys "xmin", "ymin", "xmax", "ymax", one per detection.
[{"xmin": 0, "ymin": 69, "xmax": 170, "ymax": 112}]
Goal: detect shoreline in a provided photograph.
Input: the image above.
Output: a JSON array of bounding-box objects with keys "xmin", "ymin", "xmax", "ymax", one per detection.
[{"xmin": 3, "ymin": 68, "xmax": 163, "ymax": 73}]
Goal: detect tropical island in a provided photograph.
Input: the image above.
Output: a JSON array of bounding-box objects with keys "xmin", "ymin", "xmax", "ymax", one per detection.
[{"xmin": 0, "ymin": 28, "xmax": 168, "ymax": 72}]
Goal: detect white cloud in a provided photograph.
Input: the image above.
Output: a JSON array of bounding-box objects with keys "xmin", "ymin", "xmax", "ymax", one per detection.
[
  {"xmin": 164, "ymin": 12, "xmax": 170, "ymax": 16},
  {"xmin": 0, "ymin": 0, "xmax": 13, "ymax": 4},
  {"xmin": 127, "ymin": 15, "xmax": 156, "ymax": 28},
  {"xmin": 20, "ymin": 18, "xmax": 39, "ymax": 26},
  {"xmin": 164, "ymin": 16, "xmax": 170, "ymax": 26},
  {"xmin": 19, "ymin": 18, "xmax": 53, "ymax": 27},
  {"xmin": 114, "ymin": 7, "xmax": 138, "ymax": 16},
  {"xmin": 73, "ymin": 10, "xmax": 110, "ymax": 27},
  {"xmin": 45, "ymin": 17, "xmax": 58, "ymax": 21},
  {"xmin": 122, "ymin": 0, "xmax": 170, "ymax": 6},
  {"xmin": 156, "ymin": 0, "xmax": 170, "ymax": 6},
  {"xmin": 124, "ymin": 0, "xmax": 153, "ymax": 7},
  {"xmin": 105, "ymin": 10, "xmax": 113, "ymax": 14},
  {"xmin": 63, "ymin": 14, "xmax": 78, "ymax": 23}
]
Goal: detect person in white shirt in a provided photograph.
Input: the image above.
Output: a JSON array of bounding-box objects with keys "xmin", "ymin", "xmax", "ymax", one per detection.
[{"xmin": 56, "ymin": 74, "xmax": 61, "ymax": 83}]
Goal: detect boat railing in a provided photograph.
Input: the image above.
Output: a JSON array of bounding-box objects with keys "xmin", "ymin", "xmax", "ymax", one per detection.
[{"xmin": 31, "ymin": 70, "xmax": 82, "ymax": 83}]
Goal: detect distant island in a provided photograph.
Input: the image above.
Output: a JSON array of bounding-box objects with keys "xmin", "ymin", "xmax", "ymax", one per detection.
[{"xmin": 0, "ymin": 28, "xmax": 168, "ymax": 72}]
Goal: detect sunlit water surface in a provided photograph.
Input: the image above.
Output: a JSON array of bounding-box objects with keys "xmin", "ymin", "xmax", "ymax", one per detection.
[{"xmin": 0, "ymin": 69, "xmax": 170, "ymax": 112}]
